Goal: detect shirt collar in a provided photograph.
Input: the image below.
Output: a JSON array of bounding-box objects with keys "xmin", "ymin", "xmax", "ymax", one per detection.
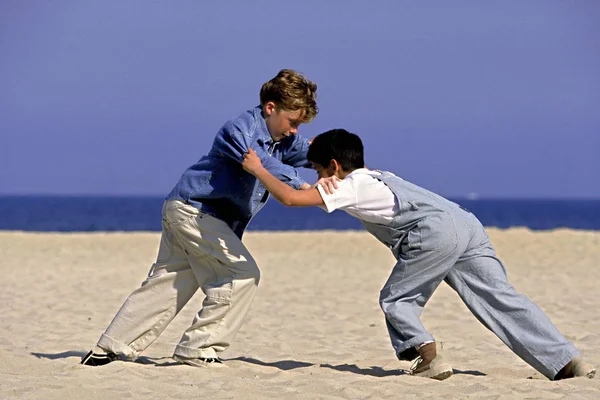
[
  {"xmin": 346, "ymin": 168, "xmax": 378, "ymax": 178},
  {"xmin": 254, "ymin": 105, "xmax": 274, "ymax": 146}
]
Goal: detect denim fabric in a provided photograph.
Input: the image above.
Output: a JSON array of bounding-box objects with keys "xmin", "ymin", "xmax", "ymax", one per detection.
[
  {"xmin": 166, "ymin": 106, "xmax": 310, "ymax": 238},
  {"xmin": 361, "ymin": 171, "xmax": 577, "ymax": 379}
]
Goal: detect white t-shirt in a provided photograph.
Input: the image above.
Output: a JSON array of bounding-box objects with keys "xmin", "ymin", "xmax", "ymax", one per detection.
[{"xmin": 316, "ymin": 169, "xmax": 398, "ymax": 226}]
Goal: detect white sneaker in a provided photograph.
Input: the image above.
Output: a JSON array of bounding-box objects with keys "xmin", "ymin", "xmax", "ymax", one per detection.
[{"xmin": 173, "ymin": 355, "xmax": 229, "ymax": 368}]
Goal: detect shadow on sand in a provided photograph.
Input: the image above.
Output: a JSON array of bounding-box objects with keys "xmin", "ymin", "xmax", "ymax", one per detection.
[{"xmin": 31, "ymin": 352, "xmax": 486, "ymax": 377}]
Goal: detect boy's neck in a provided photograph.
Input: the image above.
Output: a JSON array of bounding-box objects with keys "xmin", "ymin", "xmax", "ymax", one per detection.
[{"xmin": 338, "ymin": 166, "xmax": 366, "ymax": 179}]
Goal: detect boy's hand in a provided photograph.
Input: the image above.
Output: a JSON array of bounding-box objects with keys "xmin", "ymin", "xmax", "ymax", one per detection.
[
  {"xmin": 242, "ymin": 148, "xmax": 264, "ymax": 174},
  {"xmin": 313, "ymin": 176, "xmax": 341, "ymax": 195}
]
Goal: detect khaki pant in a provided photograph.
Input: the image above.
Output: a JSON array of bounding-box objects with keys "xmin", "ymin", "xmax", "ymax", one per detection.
[{"xmin": 97, "ymin": 200, "xmax": 260, "ymax": 359}]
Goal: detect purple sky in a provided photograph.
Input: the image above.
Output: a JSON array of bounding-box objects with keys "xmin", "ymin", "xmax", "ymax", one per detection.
[{"xmin": 1, "ymin": 1, "xmax": 599, "ymax": 198}]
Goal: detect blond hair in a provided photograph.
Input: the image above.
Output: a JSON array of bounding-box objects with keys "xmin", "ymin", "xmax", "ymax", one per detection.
[{"xmin": 260, "ymin": 69, "xmax": 318, "ymax": 123}]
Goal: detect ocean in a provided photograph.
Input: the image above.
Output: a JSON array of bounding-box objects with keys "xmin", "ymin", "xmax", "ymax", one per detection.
[{"xmin": 1, "ymin": 196, "xmax": 599, "ymax": 232}]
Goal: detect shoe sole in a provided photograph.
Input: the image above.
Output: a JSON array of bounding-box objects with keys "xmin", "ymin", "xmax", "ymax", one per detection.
[
  {"xmin": 431, "ymin": 368, "xmax": 453, "ymax": 381},
  {"xmin": 411, "ymin": 364, "xmax": 453, "ymax": 380}
]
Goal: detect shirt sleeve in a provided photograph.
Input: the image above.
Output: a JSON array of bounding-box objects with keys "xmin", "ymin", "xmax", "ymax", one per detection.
[
  {"xmin": 214, "ymin": 118, "xmax": 307, "ymax": 189},
  {"xmin": 315, "ymin": 178, "xmax": 359, "ymax": 213}
]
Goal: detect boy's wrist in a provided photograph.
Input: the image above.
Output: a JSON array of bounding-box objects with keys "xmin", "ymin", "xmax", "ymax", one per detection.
[{"xmin": 253, "ymin": 166, "xmax": 268, "ymax": 176}]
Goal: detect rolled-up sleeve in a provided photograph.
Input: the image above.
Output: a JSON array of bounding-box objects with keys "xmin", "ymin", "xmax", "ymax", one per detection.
[
  {"xmin": 262, "ymin": 156, "xmax": 306, "ymax": 189},
  {"xmin": 316, "ymin": 179, "xmax": 357, "ymax": 212}
]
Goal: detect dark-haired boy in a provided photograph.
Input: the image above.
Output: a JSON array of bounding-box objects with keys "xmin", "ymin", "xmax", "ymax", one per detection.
[{"xmin": 241, "ymin": 128, "xmax": 596, "ymax": 381}]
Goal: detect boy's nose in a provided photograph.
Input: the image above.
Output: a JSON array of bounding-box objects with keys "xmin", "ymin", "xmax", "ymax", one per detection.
[{"xmin": 289, "ymin": 127, "xmax": 298, "ymax": 135}]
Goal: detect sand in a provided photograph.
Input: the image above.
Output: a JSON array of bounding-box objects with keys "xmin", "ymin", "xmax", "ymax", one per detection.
[{"xmin": 0, "ymin": 228, "xmax": 598, "ymax": 399}]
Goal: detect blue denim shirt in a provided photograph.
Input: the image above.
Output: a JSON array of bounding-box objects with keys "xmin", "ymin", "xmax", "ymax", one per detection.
[{"xmin": 166, "ymin": 106, "xmax": 310, "ymax": 238}]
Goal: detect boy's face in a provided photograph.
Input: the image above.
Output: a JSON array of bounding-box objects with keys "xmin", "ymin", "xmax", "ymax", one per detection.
[{"xmin": 263, "ymin": 102, "xmax": 303, "ymax": 142}]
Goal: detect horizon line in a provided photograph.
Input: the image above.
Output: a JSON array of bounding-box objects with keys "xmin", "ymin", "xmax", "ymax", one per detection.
[{"xmin": 1, "ymin": 193, "xmax": 600, "ymax": 201}]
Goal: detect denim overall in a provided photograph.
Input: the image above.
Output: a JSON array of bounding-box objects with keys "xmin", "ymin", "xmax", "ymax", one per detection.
[{"xmin": 361, "ymin": 171, "xmax": 578, "ymax": 379}]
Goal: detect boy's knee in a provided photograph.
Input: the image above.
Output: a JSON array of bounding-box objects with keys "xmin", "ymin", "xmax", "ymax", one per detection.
[
  {"xmin": 238, "ymin": 262, "xmax": 261, "ymax": 285},
  {"xmin": 250, "ymin": 267, "xmax": 261, "ymax": 285},
  {"xmin": 379, "ymin": 287, "xmax": 399, "ymax": 314}
]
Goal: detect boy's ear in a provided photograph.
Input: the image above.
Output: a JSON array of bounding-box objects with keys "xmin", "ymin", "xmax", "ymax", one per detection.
[
  {"xmin": 264, "ymin": 101, "xmax": 276, "ymax": 116},
  {"xmin": 330, "ymin": 159, "xmax": 342, "ymax": 172}
]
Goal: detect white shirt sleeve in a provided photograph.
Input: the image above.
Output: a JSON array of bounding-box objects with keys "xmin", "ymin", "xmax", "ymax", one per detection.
[{"xmin": 315, "ymin": 178, "xmax": 359, "ymax": 213}]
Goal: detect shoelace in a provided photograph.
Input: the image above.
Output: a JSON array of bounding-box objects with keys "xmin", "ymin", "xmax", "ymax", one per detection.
[
  {"xmin": 409, "ymin": 356, "xmax": 424, "ymax": 373},
  {"xmin": 202, "ymin": 357, "xmax": 223, "ymax": 364}
]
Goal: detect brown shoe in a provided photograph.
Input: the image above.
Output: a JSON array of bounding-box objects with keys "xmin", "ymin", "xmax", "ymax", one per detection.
[{"xmin": 409, "ymin": 343, "xmax": 453, "ymax": 380}]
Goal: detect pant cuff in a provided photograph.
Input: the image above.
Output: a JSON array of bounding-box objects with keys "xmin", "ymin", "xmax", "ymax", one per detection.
[
  {"xmin": 174, "ymin": 344, "xmax": 218, "ymax": 359},
  {"xmin": 97, "ymin": 333, "xmax": 139, "ymax": 360},
  {"xmin": 546, "ymin": 344, "xmax": 580, "ymax": 380},
  {"xmin": 395, "ymin": 333, "xmax": 435, "ymax": 361}
]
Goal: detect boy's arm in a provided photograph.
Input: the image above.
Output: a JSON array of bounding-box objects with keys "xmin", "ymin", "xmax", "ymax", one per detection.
[
  {"xmin": 213, "ymin": 119, "xmax": 307, "ymax": 189},
  {"xmin": 243, "ymin": 149, "xmax": 324, "ymax": 207}
]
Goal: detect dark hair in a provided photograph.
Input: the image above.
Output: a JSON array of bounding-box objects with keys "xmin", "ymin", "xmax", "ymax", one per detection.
[{"xmin": 307, "ymin": 129, "xmax": 364, "ymax": 171}]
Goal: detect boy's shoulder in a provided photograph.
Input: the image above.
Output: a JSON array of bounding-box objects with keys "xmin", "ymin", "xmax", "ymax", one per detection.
[
  {"xmin": 343, "ymin": 169, "xmax": 398, "ymax": 193},
  {"xmin": 332, "ymin": 170, "xmax": 375, "ymax": 194},
  {"xmin": 346, "ymin": 169, "xmax": 385, "ymax": 181},
  {"xmin": 220, "ymin": 106, "xmax": 263, "ymax": 138}
]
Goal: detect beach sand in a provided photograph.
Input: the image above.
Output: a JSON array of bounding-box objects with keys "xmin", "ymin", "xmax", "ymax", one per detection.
[{"xmin": 0, "ymin": 228, "xmax": 598, "ymax": 399}]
